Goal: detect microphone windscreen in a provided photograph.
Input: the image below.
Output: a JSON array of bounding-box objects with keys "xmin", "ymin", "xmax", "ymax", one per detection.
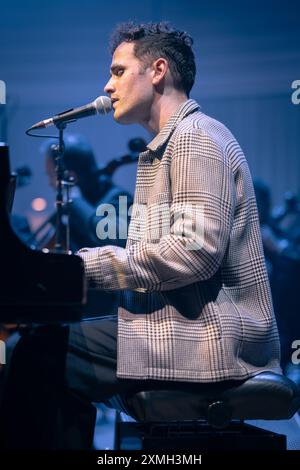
[{"xmin": 94, "ymin": 96, "xmax": 112, "ymax": 114}]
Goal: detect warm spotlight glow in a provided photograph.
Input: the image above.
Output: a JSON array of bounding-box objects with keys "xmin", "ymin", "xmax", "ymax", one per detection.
[{"xmin": 31, "ymin": 197, "xmax": 47, "ymax": 212}]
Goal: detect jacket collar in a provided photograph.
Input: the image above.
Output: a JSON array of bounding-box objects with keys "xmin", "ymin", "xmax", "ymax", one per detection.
[{"xmin": 146, "ymin": 99, "xmax": 200, "ymax": 153}]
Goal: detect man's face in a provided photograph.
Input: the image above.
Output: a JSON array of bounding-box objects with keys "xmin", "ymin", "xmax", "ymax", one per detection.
[{"xmin": 104, "ymin": 42, "xmax": 154, "ymax": 126}]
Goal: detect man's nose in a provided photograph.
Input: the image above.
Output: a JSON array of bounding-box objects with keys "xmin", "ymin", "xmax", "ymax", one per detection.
[{"xmin": 104, "ymin": 78, "xmax": 114, "ymax": 94}]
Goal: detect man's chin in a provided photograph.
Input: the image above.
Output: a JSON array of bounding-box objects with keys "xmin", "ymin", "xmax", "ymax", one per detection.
[{"xmin": 113, "ymin": 111, "xmax": 133, "ymax": 125}]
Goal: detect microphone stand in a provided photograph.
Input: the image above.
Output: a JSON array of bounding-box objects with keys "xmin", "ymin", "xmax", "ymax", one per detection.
[{"xmin": 53, "ymin": 122, "xmax": 72, "ymax": 253}]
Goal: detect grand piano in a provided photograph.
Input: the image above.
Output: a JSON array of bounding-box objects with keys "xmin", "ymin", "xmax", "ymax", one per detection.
[{"xmin": 0, "ymin": 142, "xmax": 85, "ymax": 323}]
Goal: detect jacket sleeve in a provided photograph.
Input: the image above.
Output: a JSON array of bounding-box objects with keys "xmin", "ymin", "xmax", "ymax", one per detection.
[{"xmin": 78, "ymin": 130, "xmax": 236, "ymax": 291}]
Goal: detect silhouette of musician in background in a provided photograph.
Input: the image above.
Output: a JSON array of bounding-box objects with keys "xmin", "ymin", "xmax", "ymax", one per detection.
[
  {"xmin": 271, "ymin": 192, "xmax": 300, "ymax": 372},
  {"xmin": 253, "ymin": 179, "xmax": 289, "ymax": 281},
  {"xmin": 273, "ymin": 191, "xmax": 300, "ymax": 247},
  {"xmin": 42, "ymin": 134, "xmax": 136, "ymax": 252},
  {"xmin": 253, "ymin": 179, "xmax": 300, "ymax": 374}
]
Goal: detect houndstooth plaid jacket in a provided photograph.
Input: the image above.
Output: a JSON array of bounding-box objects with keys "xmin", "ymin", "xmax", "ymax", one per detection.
[{"xmin": 79, "ymin": 99, "xmax": 281, "ymax": 382}]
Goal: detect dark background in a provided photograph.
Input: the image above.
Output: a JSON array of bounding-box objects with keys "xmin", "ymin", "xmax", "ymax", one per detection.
[{"xmin": 0, "ymin": 0, "xmax": 299, "ymax": 226}]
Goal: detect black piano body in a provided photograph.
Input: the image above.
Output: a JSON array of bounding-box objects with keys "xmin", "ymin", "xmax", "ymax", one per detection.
[{"xmin": 0, "ymin": 142, "xmax": 86, "ymax": 323}]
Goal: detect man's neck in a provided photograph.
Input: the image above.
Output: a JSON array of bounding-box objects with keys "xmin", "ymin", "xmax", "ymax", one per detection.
[{"xmin": 143, "ymin": 92, "xmax": 188, "ymax": 135}]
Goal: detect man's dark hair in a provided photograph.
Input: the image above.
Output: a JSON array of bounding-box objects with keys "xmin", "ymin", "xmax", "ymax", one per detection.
[{"xmin": 110, "ymin": 22, "xmax": 196, "ymax": 96}]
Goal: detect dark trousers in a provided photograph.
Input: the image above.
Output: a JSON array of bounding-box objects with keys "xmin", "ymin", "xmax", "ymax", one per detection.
[{"xmin": 0, "ymin": 316, "xmax": 146, "ymax": 449}]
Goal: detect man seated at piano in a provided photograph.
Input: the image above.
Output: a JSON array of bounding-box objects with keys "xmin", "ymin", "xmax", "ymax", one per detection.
[{"xmin": 0, "ymin": 21, "xmax": 281, "ymax": 450}]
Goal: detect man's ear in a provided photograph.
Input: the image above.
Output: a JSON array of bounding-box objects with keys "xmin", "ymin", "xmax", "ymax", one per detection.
[{"xmin": 151, "ymin": 58, "xmax": 169, "ymax": 86}]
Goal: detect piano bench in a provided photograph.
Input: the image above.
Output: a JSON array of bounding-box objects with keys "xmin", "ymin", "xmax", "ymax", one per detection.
[{"xmin": 110, "ymin": 372, "xmax": 300, "ymax": 450}]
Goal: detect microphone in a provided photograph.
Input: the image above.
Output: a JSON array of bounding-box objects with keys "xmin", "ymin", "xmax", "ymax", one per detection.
[{"xmin": 29, "ymin": 96, "xmax": 112, "ymax": 130}]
